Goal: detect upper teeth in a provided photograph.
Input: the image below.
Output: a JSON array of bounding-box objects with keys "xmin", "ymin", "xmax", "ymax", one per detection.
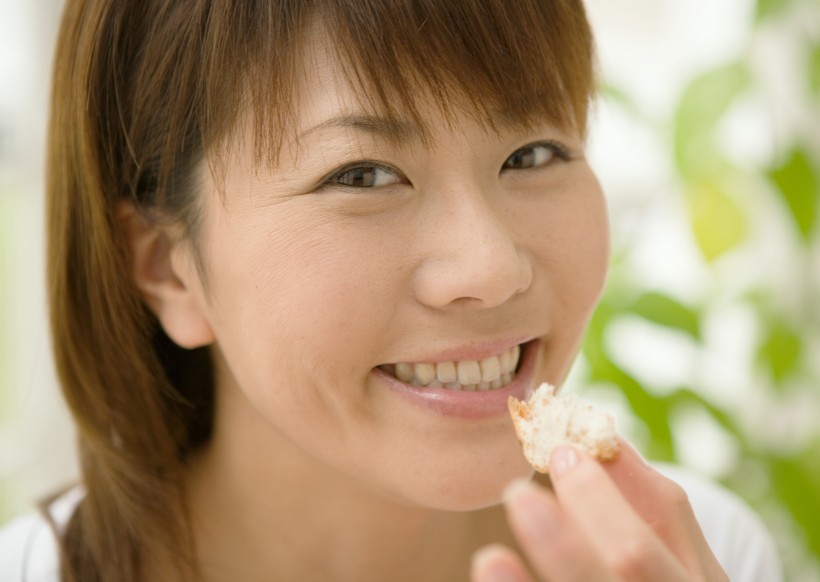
[{"xmin": 386, "ymin": 344, "xmax": 521, "ymax": 390}]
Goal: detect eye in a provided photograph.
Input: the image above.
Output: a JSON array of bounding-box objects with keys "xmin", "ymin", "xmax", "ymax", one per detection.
[
  {"xmin": 502, "ymin": 141, "xmax": 570, "ymax": 171},
  {"xmin": 326, "ymin": 162, "xmax": 406, "ymax": 188}
]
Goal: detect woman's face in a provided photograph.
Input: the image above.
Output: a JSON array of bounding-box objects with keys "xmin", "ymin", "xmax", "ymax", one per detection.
[{"xmin": 171, "ymin": 34, "xmax": 609, "ymax": 511}]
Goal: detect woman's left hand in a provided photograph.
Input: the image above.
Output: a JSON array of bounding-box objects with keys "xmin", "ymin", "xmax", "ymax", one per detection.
[{"xmin": 471, "ymin": 440, "xmax": 728, "ymax": 581}]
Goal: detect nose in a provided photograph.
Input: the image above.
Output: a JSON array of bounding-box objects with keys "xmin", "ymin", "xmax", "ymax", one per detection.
[{"xmin": 412, "ymin": 187, "xmax": 533, "ymax": 310}]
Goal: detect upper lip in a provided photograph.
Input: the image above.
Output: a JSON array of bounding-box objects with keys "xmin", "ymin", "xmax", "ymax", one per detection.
[{"xmin": 380, "ymin": 334, "xmax": 542, "ymax": 365}]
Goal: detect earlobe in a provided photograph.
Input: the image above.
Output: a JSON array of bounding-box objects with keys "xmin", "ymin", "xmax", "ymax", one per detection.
[{"xmin": 118, "ymin": 201, "xmax": 215, "ymax": 349}]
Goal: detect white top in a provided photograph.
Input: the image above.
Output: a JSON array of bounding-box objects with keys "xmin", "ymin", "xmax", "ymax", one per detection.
[{"xmin": 0, "ymin": 467, "xmax": 783, "ymax": 581}]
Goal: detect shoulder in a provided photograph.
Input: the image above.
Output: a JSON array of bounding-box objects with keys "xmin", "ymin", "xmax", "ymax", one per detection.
[
  {"xmin": 656, "ymin": 464, "xmax": 783, "ymax": 582},
  {"xmin": 0, "ymin": 486, "xmax": 84, "ymax": 582}
]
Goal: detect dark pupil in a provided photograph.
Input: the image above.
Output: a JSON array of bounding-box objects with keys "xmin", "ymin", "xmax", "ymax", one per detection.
[
  {"xmin": 341, "ymin": 167, "xmax": 376, "ymax": 187},
  {"xmin": 507, "ymin": 148, "xmax": 534, "ymax": 169}
]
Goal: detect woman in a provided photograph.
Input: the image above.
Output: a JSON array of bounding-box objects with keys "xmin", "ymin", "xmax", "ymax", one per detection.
[{"xmin": 0, "ymin": 0, "xmax": 781, "ymax": 580}]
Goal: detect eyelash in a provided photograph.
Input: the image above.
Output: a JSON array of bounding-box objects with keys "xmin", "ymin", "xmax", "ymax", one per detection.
[
  {"xmin": 501, "ymin": 140, "xmax": 572, "ymax": 171},
  {"xmin": 323, "ymin": 161, "xmax": 404, "ymax": 189},
  {"xmin": 321, "ymin": 140, "xmax": 572, "ymax": 189}
]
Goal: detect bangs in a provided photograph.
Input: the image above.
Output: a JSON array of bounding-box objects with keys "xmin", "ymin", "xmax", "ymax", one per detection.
[
  {"xmin": 326, "ymin": 0, "xmax": 595, "ymax": 135},
  {"xmin": 232, "ymin": 0, "xmax": 595, "ymax": 166},
  {"xmin": 100, "ymin": 0, "xmax": 595, "ymax": 207}
]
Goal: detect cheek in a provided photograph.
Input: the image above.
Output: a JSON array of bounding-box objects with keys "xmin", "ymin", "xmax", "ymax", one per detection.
[
  {"xmin": 554, "ymin": 193, "xmax": 609, "ymax": 333},
  {"xmin": 205, "ymin": 216, "xmax": 403, "ymax": 388},
  {"xmin": 517, "ymin": 175, "xmax": 609, "ymax": 377},
  {"xmin": 522, "ymin": 174, "xmax": 610, "ymax": 307},
  {"xmin": 561, "ymin": 189, "xmax": 610, "ymax": 309}
]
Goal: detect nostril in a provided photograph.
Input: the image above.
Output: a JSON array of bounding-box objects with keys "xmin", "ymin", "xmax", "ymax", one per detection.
[{"xmin": 449, "ymin": 296, "xmax": 484, "ymax": 309}]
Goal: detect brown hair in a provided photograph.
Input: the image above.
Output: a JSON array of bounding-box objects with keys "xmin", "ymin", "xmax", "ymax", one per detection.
[{"xmin": 46, "ymin": 0, "xmax": 596, "ymax": 579}]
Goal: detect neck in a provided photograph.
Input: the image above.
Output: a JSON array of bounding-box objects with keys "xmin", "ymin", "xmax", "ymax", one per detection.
[{"xmin": 183, "ymin": 395, "xmax": 509, "ymax": 582}]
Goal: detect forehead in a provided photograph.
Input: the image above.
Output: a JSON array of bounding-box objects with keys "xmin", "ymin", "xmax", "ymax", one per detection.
[
  {"xmin": 286, "ymin": 26, "xmax": 558, "ymax": 151},
  {"xmin": 291, "ymin": 31, "xmax": 435, "ymax": 145},
  {"xmin": 217, "ymin": 3, "xmax": 594, "ymax": 172}
]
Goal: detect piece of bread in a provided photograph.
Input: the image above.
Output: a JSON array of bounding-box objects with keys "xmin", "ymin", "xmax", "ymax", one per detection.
[{"xmin": 508, "ymin": 382, "xmax": 620, "ymax": 473}]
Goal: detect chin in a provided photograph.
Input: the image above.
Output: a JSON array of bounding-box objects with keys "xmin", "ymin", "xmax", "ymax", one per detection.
[{"xmin": 394, "ymin": 454, "xmax": 535, "ymax": 512}]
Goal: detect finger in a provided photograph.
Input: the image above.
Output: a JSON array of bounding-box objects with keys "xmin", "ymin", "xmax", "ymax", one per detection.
[
  {"xmin": 503, "ymin": 478, "xmax": 617, "ymax": 582},
  {"xmin": 601, "ymin": 440, "xmax": 696, "ymax": 540},
  {"xmin": 471, "ymin": 544, "xmax": 535, "ymax": 582},
  {"xmin": 602, "ymin": 439, "xmax": 683, "ymax": 520},
  {"xmin": 602, "ymin": 439, "xmax": 727, "ymax": 578},
  {"xmin": 549, "ymin": 445, "xmax": 689, "ymax": 580}
]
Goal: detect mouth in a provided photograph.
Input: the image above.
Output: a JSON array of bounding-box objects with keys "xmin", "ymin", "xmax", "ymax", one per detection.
[
  {"xmin": 373, "ymin": 339, "xmax": 540, "ymax": 419},
  {"xmin": 376, "ymin": 343, "xmax": 524, "ymax": 392}
]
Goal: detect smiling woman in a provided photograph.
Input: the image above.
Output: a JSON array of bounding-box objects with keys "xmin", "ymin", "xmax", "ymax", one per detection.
[{"xmin": 0, "ymin": 0, "xmax": 782, "ymax": 581}]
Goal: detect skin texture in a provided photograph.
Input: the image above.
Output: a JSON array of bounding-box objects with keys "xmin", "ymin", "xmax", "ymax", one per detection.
[
  {"xmin": 123, "ymin": 29, "xmax": 724, "ymax": 582},
  {"xmin": 471, "ymin": 442, "xmax": 729, "ymax": 581}
]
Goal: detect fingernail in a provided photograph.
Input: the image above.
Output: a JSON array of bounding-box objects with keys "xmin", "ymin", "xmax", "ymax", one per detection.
[
  {"xmin": 471, "ymin": 545, "xmax": 518, "ymax": 582},
  {"xmin": 501, "ymin": 477, "xmax": 534, "ymax": 505},
  {"xmin": 550, "ymin": 445, "xmax": 579, "ymax": 476}
]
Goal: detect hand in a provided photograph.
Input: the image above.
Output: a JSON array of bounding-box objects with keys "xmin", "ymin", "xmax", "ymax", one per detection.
[{"xmin": 471, "ymin": 440, "xmax": 728, "ymax": 581}]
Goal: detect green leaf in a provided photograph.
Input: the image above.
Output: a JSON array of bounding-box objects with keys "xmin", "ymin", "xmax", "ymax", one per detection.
[
  {"xmin": 670, "ymin": 389, "xmax": 742, "ymax": 440},
  {"xmin": 768, "ymin": 148, "xmax": 819, "ymax": 242},
  {"xmin": 755, "ymin": 0, "xmax": 790, "ymax": 22},
  {"xmin": 581, "ymin": 303, "xmax": 676, "ymax": 462},
  {"xmin": 757, "ymin": 320, "xmax": 802, "ymax": 384},
  {"xmin": 674, "ymin": 63, "xmax": 751, "ymax": 181},
  {"xmin": 629, "ymin": 292, "xmax": 701, "ymax": 340},
  {"xmin": 810, "ymin": 44, "xmax": 820, "ymax": 97},
  {"xmin": 687, "ymin": 181, "xmax": 748, "ymax": 261},
  {"xmin": 770, "ymin": 451, "xmax": 820, "ymax": 557}
]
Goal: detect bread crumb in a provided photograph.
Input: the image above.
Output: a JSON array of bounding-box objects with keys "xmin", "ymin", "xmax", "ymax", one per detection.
[{"xmin": 508, "ymin": 382, "xmax": 620, "ymax": 473}]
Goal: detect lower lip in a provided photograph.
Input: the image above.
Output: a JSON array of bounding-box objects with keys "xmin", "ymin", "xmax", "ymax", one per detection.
[{"xmin": 371, "ymin": 340, "xmax": 540, "ymax": 419}]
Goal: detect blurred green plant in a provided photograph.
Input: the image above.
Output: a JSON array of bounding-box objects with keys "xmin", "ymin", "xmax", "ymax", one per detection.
[{"xmin": 582, "ymin": 0, "xmax": 820, "ymax": 579}]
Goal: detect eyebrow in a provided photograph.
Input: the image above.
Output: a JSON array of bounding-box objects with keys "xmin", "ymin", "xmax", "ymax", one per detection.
[{"xmin": 297, "ymin": 114, "xmax": 423, "ymax": 144}]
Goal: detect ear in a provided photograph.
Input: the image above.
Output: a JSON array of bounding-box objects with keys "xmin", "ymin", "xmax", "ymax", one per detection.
[{"xmin": 118, "ymin": 201, "xmax": 215, "ymax": 349}]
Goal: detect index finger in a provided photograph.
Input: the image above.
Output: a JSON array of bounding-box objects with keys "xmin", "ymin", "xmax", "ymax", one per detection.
[
  {"xmin": 600, "ymin": 439, "xmax": 727, "ymax": 577},
  {"xmin": 601, "ymin": 438, "xmax": 677, "ymax": 517},
  {"xmin": 553, "ymin": 440, "xmax": 722, "ymax": 577},
  {"xmin": 548, "ymin": 445, "xmax": 688, "ymax": 580}
]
